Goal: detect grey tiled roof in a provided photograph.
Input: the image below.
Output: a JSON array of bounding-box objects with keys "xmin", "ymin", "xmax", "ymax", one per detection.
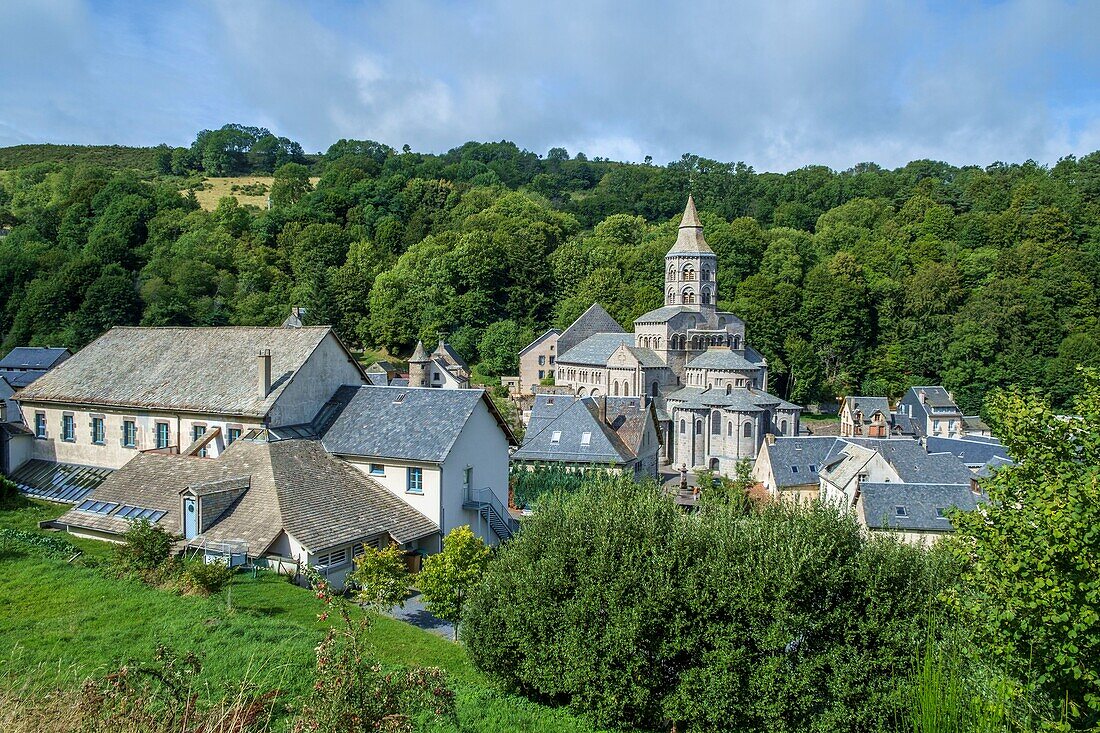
[
  {"xmin": 525, "ymin": 394, "xmax": 575, "ymax": 437},
  {"xmin": 0, "ymin": 370, "xmax": 42, "ymax": 389},
  {"xmin": 512, "ymin": 396, "xmax": 642, "ymax": 464},
  {"xmin": 762, "ymin": 436, "xmax": 838, "ymax": 488},
  {"xmin": 365, "ymin": 372, "xmax": 389, "ymax": 386},
  {"xmin": 667, "ymin": 196, "xmax": 714, "ymax": 255},
  {"xmin": 844, "ymin": 396, "xmax": 890, "ymax": 416},
  {"xmin": 665, "ymin": 386, "xmax": 799, "ymax": 412},
  {"xmin": 844, "ymin": 437, "xmax": 974, "ymax": 484},
  {"xmin": 320, "ymin": 385, "xmax": 512, "ymax": 462},
  {"xmin": 911, "ymin": 386, "xmax": 957, "ymax": 409},
  {"xmin": 625, "ymin": 345, "xmax": 666, "ymax": 367},
  {"xmin": 633, "ymin": 305, "xmax": 696, "ymax": 323},
  {"xmin": 15, "ymin": 327, "xmax": 356, "ymax": 418},
  {"xmin": 977, "ymin": 455, "xmax": 1014, "ymax": 478},
  {"xmin": 558, "ymin": 303, "xmax": 625, "ymax": 357},
  {"xmin": 685, "ymin": 349, "xmax": 761, "ymax": 371},
  {"xmin": 55, "ymin": 438, "xmax": 439, "ymax": 555},
  {"xmin": 0, "ymin": 347, "xmax": 70, "ymax": 370},
  {"xmin": 861, "ymin": 482, "xmax": 980, "ymax": 532},
  {"xmin": 925, "ymin": 437, "xmax": 1009, "ymax": 467},
  {"xmin": 558, "ymin": 333, "xmax": 633, "ymax": 365}
]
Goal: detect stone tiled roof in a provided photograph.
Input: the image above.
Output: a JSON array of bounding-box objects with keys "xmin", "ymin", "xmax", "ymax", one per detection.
[
  {"xmin": 844, "ymin": 396, "xmax": 891, "ymax": 416},
  {"xmin": 0, "ymin": 370, "xmax": 41, "ymax": 389},
  {"xmin": 409, "ymin": 341, "xmax": 430, "ymax": 362},
  {"xmin": 843, "ymin": 437, "xmax": 974, "ymax": 485},
  {"xmin": 624, "ymin": 345, "xmax": 666, "ymax": 368},
  {"xmin": 685, "ymin": 349, "xmax": 762, "ymax": 371},
  {"xmin": 667, "ymin": 196, "xmax": 714, "ymax": 255},
  {"xmin": 15, "ymin": 326, "xmax": 353, "ymax": 418},
  {"xmin": 925, "ymin": 436, "xmax": 1009, "ymax": 467},
  {"xmin": 762, "ymin": 436, "xmax": 837, "ymax": 488},
  {"xmin": 633, "ymin": 305, "xmax": 697, "ymax": 323},
  {"xmin": 665, "ymin": 386, "xmax": 799, "ymax": 412},
  {"xmin": 0, "ymin": 347, "xmax": 70, "ymax": 370},
  {"xmin": 557, "ymin": 303, "xmax": 625, "ymax": 357},
  {"xmin": 55, "ymin": 438, "xmax": 438, "ymax": 555},
  {"xmin": 320, "ymin": 385, "xmax": 515, "ymax": 462},
  {"xmin": 909, "ymin": 386, "xmax": 959, "ymax": 410},
  {"xmin": 861, "ymin": 482, "xmax": 980, "ymax": 532},
  {"xmin": 558, "ymin": 333, "xmax": 633, "ymax": 366},
  {"xmin": 512, "ymin": 396, "xmax": 643, "ymax": 465},
  {"xmin": 432, "ymin": 341, "xmax": 469, "ymax": 372},
  {"xmin": 519, "ymin": 329, "xmax": 561, "ymax": 356}
]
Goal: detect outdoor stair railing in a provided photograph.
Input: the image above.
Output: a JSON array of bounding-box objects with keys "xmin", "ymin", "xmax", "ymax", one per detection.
[{"xmin": 462, "ymin": 486, "xmax": 519, "ymax": 541}]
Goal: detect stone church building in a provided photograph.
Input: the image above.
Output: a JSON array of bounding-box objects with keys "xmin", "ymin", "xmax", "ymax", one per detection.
[{"xmin": 551, "ymin": 196, "xmax": 801, "ymax": 474}]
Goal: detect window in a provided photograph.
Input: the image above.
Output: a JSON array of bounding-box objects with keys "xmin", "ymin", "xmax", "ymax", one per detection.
[
  {"xmin": 192, "ymin": 424, "xmax": 207, "ymax": 458},
  {"xmin": 695, "ymin": 420, "xmax": 702, "ymax": 435},
  {"xmin": 895, "ymin": 506, "xmax": 908, "ymax": 517},
  {"xmin": 935, "ymin": 507, "xmax": 948, "ymax": 518},
  {"xmin": 369, "ymin": 463, "xmax": 385, "ymax": 476},
  {"xmin": 679, "ymin": 419, "xmax": 686, "ymax": 434},
  {"xmin": 743, "ymin": 422, "xmax": 753, "ymax": 438},
  {"xmin": 728, "ymin": 422, "xmax": 733, "ymax": 436},
  {"xmin": 538, "ymin": 370, "xmax": 544, "ymax": 379},
  {"xmin": 35, "ymin": 413, "xmax": 46, "ymax": 439},
  {"xmin": 711, "ymin": 410, "xmax": 721, "ymax": 434},
  {"xmin": 463, "ymin": 466, "xmax": 473, "ymax": 491},
  {"xmin": 791, "ymin": 466, "xmax": 799, "ymax": 474},
  {"xmin": 550, "ymin": 431, "xmax": 562, "ymax": 444},
  {"xmin": 780, "ymin": 420, "xmax": 788, "ymax": 435},
  {"xmin": 538, "ymin": 355, "xmax": 545, "ymax": 366},
  {"xmin": 809, "ymin": 464, "xmax": 818, "ymax": 473},
  {"xmin": 62, "ymin": 414, "xmax": 75, "ymax": 442},
  {"xmin": 91, "ymin": 417, "xmax": 105, "ymax": 445},
  {"xmin": 580, "ymin": 432, "xmax": 591, "ymax": 445},
  {"xmin": 726, "ymin": 384, "xmax": 732, "ymax": 395},
  {"xmin": 549, "ymin": 356, "xmax": 555, "ymax": 364},
  {"xmin": 115, "ymin": 505, "xmax": 166, "ymax": 522},
  {"xmin": 227, "ymin": 427, "xmax": 242, "ymax": 445},
  {"xmin": 315, "ymin": 548, "xmax": 349, "ymax": 569},
  {"xmin": 156, "ymin": 422, "xmax": 170, "ymax": 449},
  {"xmin": 406, "ymin": 467, "xmax": 423, "ymax": 494},
  {"xmin": 76, "ymin": 500, "xmax": 120, "ymax": 515},
  {"xmin": 123, "ymin": 420, "xmax": 137, "ymax": 448}
]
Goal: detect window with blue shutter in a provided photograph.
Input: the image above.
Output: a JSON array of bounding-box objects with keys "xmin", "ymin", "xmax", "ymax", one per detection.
[
  {"xmin": 62, "ymin": 415, "xmax": 75, "ymax": 442},
  {"xmin": 123, "ymin": 420, "xmax": 137, "ymax": 447},
  {"xmin": 406, "ymin": 467, "xmax": 423, "ymax": 494}
]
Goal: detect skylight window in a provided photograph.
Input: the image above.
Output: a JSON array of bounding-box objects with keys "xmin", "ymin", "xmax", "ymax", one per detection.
[
  {"xmin": 809, "ymin": 465, "xmax": 818, "ymax": 473},
  {"xmin": 550, "ymin": 431, "xmax": 562, "ymax": 444},
  {"xmin": 895, "ymin": 506, "xmax": 908, "ymax": 517},
  {"xmin": 115, "ymin": 505, "xmax": 166, "ymax": 522},
  {"xmin": 935, "ymin": 507, "xmax": 949, "ymax": 519},
  {"xmin": 393, "ymin": 392, "xmax": 407, "ymax": 404},
  {"xmin": 790, "ymin": 466, "xmax": 798, "ymax": 474},
  {"xmin": 580, "ymin": 432, "xmax": 591, "ymax": 445},
  {"xmin": 76, "ymin": 500, "xmax": 119, "ymax": 515}
]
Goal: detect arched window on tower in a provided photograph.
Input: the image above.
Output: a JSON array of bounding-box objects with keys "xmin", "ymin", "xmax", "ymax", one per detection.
[
  {"xmin": 667, "ymin": 288, "xmax": 676, "ymax": 304},
  {"xmin": 743, "ymin": 421, "xmax": 753, "ymax": 438},
  {"xmin": 680, "ymin": 419, "xmax": 686, "ymax": 434},
  {"xmin": 668, "ymin": 264, "xmax": 676, "ymax": 278},
  {"xmin": 701, "ymin": 269, "xmax": 710, "ymax": 281},
  {"xmin": 727, "ymin": 422, "xmax": 734, "ymax": 436},
  {"xmin": 695, "ymin": 420, "xmax": 703, "ymax": 435},
  {"xmin": 711, "ymin": 410, "xmax": 721, "ymax": 434},
  {"xmin": 780, "ymin": 419, "xmax": 788, "ymax": 434},
  {"xmin": 651, "ymin": 381, "xmax": 659, "ymax": 397},
  {"xmin": 682, "ymin": 289, "xmax": 696, "ymax": 304},
  {"xmin": 726, "ymin": 384, "xmax": 732, "ymax": 395},
  {"xmin": 682, "ymin": 264, "xmax": 695, "ymax": 281},
  {"xmin": 701, "ymin": 289, "xmax": 711, "ymax": 305}
]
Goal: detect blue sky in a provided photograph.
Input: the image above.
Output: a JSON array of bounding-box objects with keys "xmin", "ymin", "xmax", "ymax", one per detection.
[{"xmin": 1, "ymin": 0, "xmax": 1098, "ymax": 171}]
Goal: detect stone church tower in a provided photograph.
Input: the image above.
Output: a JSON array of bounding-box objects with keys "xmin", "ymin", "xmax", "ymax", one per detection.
[{"xmin": 664, "ymin": 195, "xmax": 717, "ymax": 311}]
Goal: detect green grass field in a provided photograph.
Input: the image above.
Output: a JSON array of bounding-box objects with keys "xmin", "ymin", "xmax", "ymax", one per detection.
[{"xmin": 0, "ymin": 498, "xmax": 602, "ymax": 732}]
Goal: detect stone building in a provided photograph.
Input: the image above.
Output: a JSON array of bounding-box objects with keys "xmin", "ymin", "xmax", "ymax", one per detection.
[
  {"xmin": 517, "ymin": 329, "xmax": 560, "ymax": 395},
  {"xmin": 408, "ymin": 339, "xmax": 471, "ymax": 389},
  {"xmin": 548, "ymin": 196, "xmax": 801, "ymax": 474}
]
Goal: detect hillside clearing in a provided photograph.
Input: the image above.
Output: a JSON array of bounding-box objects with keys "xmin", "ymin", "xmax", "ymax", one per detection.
[{"xmin": 188, "ymin": 176, "xmax": 320, "ymax": 211}]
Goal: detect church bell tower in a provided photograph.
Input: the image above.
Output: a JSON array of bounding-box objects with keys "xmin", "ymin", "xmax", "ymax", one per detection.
[{"xmin": 664, "ymin": 195, "xmax": 717, "ymax": 312}]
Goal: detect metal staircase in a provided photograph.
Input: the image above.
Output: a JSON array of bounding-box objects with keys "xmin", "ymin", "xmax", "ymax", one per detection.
[{"xmin": 463, "ymin": 486, "xmax": 519, "ymax": 541}]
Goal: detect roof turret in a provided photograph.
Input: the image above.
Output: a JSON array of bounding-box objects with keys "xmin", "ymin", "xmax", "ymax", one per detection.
[{"xmin": 409, "ymin": 340, "xmax": 430, "ymax": 363}]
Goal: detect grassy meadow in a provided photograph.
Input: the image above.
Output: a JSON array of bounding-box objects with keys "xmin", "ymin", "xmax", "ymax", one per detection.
[
  {"xmin": 189, "ymin": 176, "xmax": 321, "ymax": 211},
  {"xmin": 0, "ymin": 497, "xmax": 603, "ymax": 732}
]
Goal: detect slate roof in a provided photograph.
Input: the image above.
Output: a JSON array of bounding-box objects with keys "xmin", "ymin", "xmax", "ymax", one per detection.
[
  {"xmin": 911, "ymin": 386, "xmax": 958, "ymax": 409},
  {"xmin": 320, "ymin": 385, "xmax": 516, "ymax": 463},
  {"xmin": 410, "ymin": 341, "xmax": 430, "ymax": 362},
  {"xmin": 667, "ymin": 196, "xmax": 714, "ymax": 255},
  {"xmin": 861, "ymin": 482, "xmax": 980, "ymax": 532},
  {"xmin": 558, "ymin": 333, "xmax": 634, "ymax": 366},
  {"xmin": 15, "ymin": 327, "xmax": 355, "ymax": 418},
  {"xmin": 557, "ymin": 303, "xmax": 625, "ymax": 357},
  {"xmin": 54, "ymin": 438, "xmax": 438, "ymax": 554},
  {"xmin": 0, "ymin": 370, "xmax": 42, "ymax": 389},
  {"xmin": 519, "ymin": 329, "xmax": 561, "ymax": 357},
  {"xmin": 821, "ymin": 442, "xmax": 877, "ymax": 488},
  {"xmin": 925, "ymin": 436, "xmax": 1010, "ymax": 467},
  {"xmin": 977, "ymin": 455, "xmax": 1014, "ymax": 478},
  {"xmin": 512, "ymin": 396, "xmax": 646, "ymax": 465},
  {"xmin": 686, "ymin": 349, "xmax": 762, "ymax": 371},
  {"xmin": 665, "ymin": 386, "xmax": 799, "ymax": 412},
  {"xmin": 843, "ymin": 437, "xmax": 974, "ymax": 484},
  {"xmin": 633, "ymin": 305, "xmax": 698, "ymax": 323},
  {"xmin": 623, "ymin": 345, "xmax": 666, "ymax": 368},
  {"xmin": 432, "ymin": 340, "xmax": 469, "ymax": 372},
  {"xmin": 10, "ymin": 459, "xmax": 114, "ymax": 504},
  {"xmin": 366, "ymin": 361, "xmax": 395, "ymax": 374},
  {"xmin": 365, "ymin": 372, "xmax": 390, "ymax": 386},
  {"xmin": 844, "ymin": 396, "xmax": 891, "ymax": 416},
  {"xmin": 0, "ymin": 347, "xmax": 71, "ymax": 371},
  {"xmin": 762, "ymin": 436, "xmax": 837, "ymax": 488}
]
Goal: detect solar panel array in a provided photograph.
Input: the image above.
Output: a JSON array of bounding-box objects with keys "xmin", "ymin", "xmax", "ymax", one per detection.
[{"xmin": 11, "ymin": 460, "xmax": 114, "ymax": 504}]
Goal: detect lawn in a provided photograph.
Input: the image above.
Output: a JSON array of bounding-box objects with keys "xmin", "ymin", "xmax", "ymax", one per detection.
[
  {"xmin": 0, "ymin": 497, "xmax": 603, "ymax": 732},
  {"xmin": 189, "ymin": 176, "xmax": 321, "ymax": 211}
]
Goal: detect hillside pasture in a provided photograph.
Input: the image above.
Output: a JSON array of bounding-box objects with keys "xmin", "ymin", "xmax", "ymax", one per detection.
[{"xmin": 188, "ymin": 176, "xmax": 320, "ymax": 211}]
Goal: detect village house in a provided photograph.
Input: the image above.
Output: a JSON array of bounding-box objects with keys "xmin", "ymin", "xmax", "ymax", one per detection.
[
  {"xmin": 543, "ymin": 197, "xmax": 801, "ymax": 474},
  {"xmin": 516, "ymin": 329, "xmax": 561, "ymax": 395},
  {"xmin": 751, "ymin": 435, "xmax": 837, "ymax": 502},
  {"xmin": 11, "ymin": 326, "xmax": 368, "ymax": 479},
  {"xmin": 318, "ymin": 385, "xmax": 518, "ymax": 546},
  {"xmin": 895, "ymin": 386, "xmax": 966, "ymax": 438},
  {"xmin": 1, "ymin": 347, "xmax": 72, "ymax": 475},
  {"xmin": 511, "ymin": 394, "xmax": 661, "ymax": 479},
  {"xmin": 407, "ymin": 339, "xmax": 471, "ymax": 389},
  {"xmin": 839, "ymin": 396, "xmax": 892, "ymax": 438},
  {"xmin": 50, "ymin": 437, "xmax": 439, "ymax": 589}
]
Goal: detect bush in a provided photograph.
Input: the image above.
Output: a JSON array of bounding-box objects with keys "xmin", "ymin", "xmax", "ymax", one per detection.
[
  {"xmin": 183, "ymin": 558, "xmax": 235, "ymax": 595},
  {"xmin": 0, "ymin": 475, "xmax": 16, "ymax": 502},
  {"xmin": 114, "ymin": 519, "xmax": 175, "ymax": 573},
  {"xmin": 462, "ymin": 476, "xmax": 957, "ymax": 731}
]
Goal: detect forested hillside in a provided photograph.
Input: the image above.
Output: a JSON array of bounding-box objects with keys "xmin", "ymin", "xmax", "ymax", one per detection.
[{"xmin": 2, "ymin": 125, "xmax": 1099, "ymax": 413}]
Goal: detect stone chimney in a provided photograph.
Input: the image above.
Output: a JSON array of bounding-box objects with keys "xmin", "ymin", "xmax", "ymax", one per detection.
[
  {"xmin": 765, "ymin": 432, "xmax": 776, "ymax": 446},
  {"xmin": 258, "ymin": 350, "xmax": 272, "ymax": 398}
]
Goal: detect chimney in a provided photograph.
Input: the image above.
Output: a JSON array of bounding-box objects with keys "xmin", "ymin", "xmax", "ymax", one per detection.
[
  {"xmin": 766, "ymin": 432, "xmax": 776, "ymax": 446},
  {"xmin": 258, "ymin": 350, "xmax": 272, "ymax": 398},
  {"xmin": 599, "ymin": 395, "xmax": 608, "ymax": 425}
]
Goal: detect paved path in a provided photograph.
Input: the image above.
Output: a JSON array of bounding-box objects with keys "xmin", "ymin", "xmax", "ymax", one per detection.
[{"xmin": 388, "ymin": 591, "xmax": 455, "ymax": 639}]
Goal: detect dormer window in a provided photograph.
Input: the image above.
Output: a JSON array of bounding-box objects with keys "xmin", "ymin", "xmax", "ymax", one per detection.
[
  {"xmin": 895, "ymin": 506, "xmax": 908, "ymax": 517},
  {"xmin": 551, "ymin": 431, "xmax": 562, "ymax": 444},
  {"xmin": 580, "ymin": 432, "xmax": 591, "ymax": 445}
]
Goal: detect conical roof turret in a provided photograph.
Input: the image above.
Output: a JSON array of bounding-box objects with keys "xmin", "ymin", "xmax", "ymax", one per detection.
[
  {"xmin": 409, "ymin": 340, "xmax": 430, "ymax": 362},
  {"xmin": 667, "ymin": 195, "xmax": 713, "ymax": 255}
]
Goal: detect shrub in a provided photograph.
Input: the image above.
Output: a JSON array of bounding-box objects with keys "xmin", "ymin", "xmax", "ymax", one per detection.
[
  {"xmin": 183, "ymin": 558, "xmax": 235, "ymax": 595},
  {"xmin": 417, "ymin": 526, "xmax": 491, "ymax": 639},
  {"xmin": 347, "ymin": 542, "xmax": 409, "ymax": 611},
  {"xmin": 114, "ymin": 519, "xmax": 175, "ymax": 573},
  {"xmin": 462, "ymin": 476, "xmax": 956, "ymax": 731},
  {"xmin": 0, "ymin": 475, "xmax": 16, "ymax": 502}
]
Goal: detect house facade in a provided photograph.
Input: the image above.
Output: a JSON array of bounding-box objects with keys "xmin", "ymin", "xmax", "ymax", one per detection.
[
  {"xmin": 839, "ymin": 396, "xmax": 892, "ymax": 438},
  {"xmin": 407, "ymin": 340, "xmax": 471, "ymax": 389},
  {"xmin": 517, "ymin": 329, "xmax": 560, "ymax": 395},
  {"xmin": 12, "ymin": 326, "xmax": 367, "ymax": 472},
  {"xmin": 896, "ymin": 386, "xmax": 964, "ymax": 438},
  {"xmin": 548, "ymin": 197, "xmax": 801, "ymax": 474}
]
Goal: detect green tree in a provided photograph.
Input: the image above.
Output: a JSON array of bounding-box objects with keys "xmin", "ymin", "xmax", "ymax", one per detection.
[
  {"xmin": 269, "ymin": 162, "xmax": 312, "ymax": 208},
  {"xmin": 418, "ymin": 525, "xmax": 492, "ymax": 639},
  {"xmin": 347, "ymin": 542, "xmax": 409, "ymax": 611},
  {"xmin": 476, "ymin": 319, "xmax": 526, "ymax": 376},
  {"xmin": 949, "ymin": 369, "xmax": 1100, "ymax": 727}
]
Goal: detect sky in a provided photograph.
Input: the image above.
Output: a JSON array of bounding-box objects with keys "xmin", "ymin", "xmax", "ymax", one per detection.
[{"xmin": 1, "ymin": 0, "xmax": 1099, "ymax": 172}]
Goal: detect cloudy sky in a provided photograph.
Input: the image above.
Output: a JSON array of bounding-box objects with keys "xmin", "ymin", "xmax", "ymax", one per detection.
[{"xmin": 1, "ymin": 0, "xmax": 1098, "ymax": 172}]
